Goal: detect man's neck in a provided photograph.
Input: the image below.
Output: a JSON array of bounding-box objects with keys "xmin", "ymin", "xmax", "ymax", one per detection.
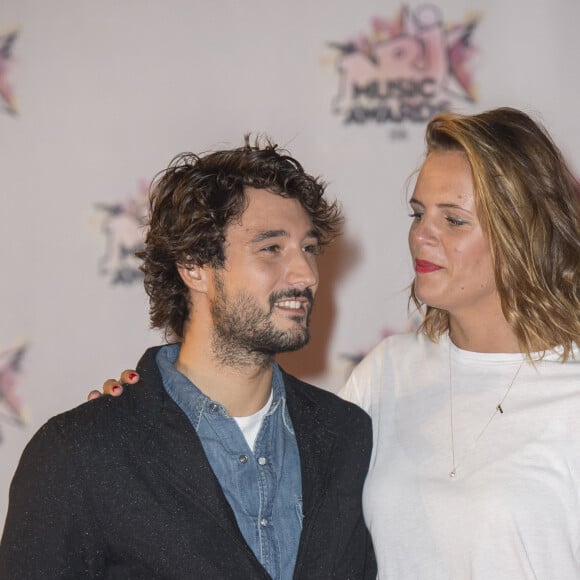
[{"xmin": 175, "ymin": 337, "xmax": 275, "ymax": 417}]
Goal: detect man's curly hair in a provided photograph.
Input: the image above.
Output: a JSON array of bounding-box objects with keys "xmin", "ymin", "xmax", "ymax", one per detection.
[{"xmin": 137, "ymin": 136, "xmax": 343, "ymax": 340}]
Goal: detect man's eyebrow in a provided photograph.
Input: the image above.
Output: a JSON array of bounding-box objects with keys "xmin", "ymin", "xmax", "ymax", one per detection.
[
  {"xmin": 249, "ymin": 229, "xmax": 320, "ymax": 243},
  {"xmin": 250, "ymin": 230, "xmax": 288, "ymax": 243}
]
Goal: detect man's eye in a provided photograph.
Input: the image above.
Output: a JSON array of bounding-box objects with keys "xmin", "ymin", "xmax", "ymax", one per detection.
[
  {"xmin": 304, "ymin": 244, "xmax": 320, "ymax": 255},
  {"xmin": 261, "ymin": 245, "xmax": 280, "ymax": 253}
]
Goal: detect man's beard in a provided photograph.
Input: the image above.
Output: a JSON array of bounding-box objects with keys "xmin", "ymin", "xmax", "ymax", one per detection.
[{"xmin": 210, "ymin": 274, "xmax": 313, "ymax": 368}]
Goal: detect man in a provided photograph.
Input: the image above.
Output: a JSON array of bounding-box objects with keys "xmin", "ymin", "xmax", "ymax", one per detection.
[{"xmin": 0, "ymin": 138, "xmax": 376, "ymax": 579}]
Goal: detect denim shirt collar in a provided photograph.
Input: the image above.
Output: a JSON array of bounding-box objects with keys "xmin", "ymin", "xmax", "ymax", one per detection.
[{"xmin": 156, "ymin": 343, "xmax": 290, "ymax": 430}]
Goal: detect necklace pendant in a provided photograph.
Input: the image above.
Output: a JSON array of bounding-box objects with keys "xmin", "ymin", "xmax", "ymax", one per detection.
[{"xmin": 449, "ymin": 469, "xmax": 456, "ymax": 479}]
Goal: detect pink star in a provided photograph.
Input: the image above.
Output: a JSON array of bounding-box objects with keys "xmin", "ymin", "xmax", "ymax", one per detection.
[
  {"xmin": 0, "ymin": 344, "xmax": 27, "ymax": 425},
  {"xmin": 0, "ymin": 29, "xmax": 19, "ymax": 115}
]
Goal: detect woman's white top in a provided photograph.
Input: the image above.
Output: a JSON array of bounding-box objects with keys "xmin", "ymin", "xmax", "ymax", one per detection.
[{"xmin": 340, "ymin": 332, "xmax": 580, "ymax": 580}]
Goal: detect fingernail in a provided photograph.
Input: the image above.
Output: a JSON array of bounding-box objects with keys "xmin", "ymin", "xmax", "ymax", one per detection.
[
  {"xmin": 112, "ymin": 385, "xmax": 121, "ymax": 393},
  {"xmin": 128, "ymin": 373, "xmax": 137, "ymax": 380}
]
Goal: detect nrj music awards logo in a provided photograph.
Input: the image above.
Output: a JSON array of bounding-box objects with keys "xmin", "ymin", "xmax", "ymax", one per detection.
[
  {"xmin": 0, "ymin": 343, "xmax": 27, "ymax": 443},
  {"xmin": 0, "ymin": 28, "xmax": 19, "ymax": 115},
  {"xmin": 330, "ymin": 4, "xmax": 479, "ymax": 126},
  {"xmin": 95, "ymin": 180, "xmax": 149, "ymax": 285}
]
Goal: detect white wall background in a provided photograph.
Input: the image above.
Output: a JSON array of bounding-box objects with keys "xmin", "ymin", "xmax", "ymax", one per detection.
[{"xmin": 1, "ymin": 0, "xmax": 579, "ymax": 526}]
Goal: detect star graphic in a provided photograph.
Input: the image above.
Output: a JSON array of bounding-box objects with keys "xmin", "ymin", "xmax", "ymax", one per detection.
[
  {"xmin": 0, "ymin": 29, "xmax": 19, "ymax": 115},
  {"xmin": 0, "ymin": 343, "xmax": 27, "ymax": 428},
  {"xmin": 95, "ymin": 179, "xmax": 149, "ymax": 285}
]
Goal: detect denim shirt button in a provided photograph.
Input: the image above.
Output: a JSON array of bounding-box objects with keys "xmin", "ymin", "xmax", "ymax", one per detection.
[
  {"xmin": 239, "ymin": 454, "xmax": 249, "ymax": 464},
  {"xmin": 209, "ymin": 403, "xmax": 219, "ymax": 413},
  {"xmin": 257, "ymin": 457, "xmax": 267, "ymax": 466},
  {"xmin": 260, "ymin": 518, "xmax": 268, "ymax": 527}
]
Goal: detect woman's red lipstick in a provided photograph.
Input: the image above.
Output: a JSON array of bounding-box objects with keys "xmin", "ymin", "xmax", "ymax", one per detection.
[{"xmin": 415, "ymin": 259, "xmax": 442, "ymax": 273}]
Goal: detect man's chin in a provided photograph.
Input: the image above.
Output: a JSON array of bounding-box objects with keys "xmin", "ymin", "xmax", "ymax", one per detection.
[
  {"xmin": 280, "ymin": 335, "xmax": 310, "ymax": 353},
  {"xmin": 260, "ymin": 328, "xmax": 310, "ymax": 354},
  {"xmin": 281, "ymin": 327, "xmax": 311, "ymax": 352}
]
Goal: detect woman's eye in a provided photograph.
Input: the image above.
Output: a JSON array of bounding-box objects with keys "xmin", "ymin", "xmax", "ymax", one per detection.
[
  {"xmin": 446, "ymin": 216, "xmax": 467, "ymax": 226},
  {"xmin": 408, "ymin": 211, "xmax": 422, "ymax": 220}
]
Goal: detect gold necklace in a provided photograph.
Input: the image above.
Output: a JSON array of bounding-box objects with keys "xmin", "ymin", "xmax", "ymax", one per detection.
[{"xmin": 448, "ymin": 345, "xmax": 525, "ymax": 479}]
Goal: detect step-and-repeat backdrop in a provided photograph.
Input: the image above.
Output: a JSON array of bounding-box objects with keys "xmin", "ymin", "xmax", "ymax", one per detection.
[{"xmin": 1, "ymin": 0, "xmax": 578, "ymax": 525}]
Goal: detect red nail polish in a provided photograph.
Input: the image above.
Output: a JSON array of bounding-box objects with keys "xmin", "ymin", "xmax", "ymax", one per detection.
[
  {"xmin": 112, "ymin": 385, "xmax": 121, "ymax": 393},
  {"xmin": 128, "ymin": 373, "xmax": 137, "ymax": 381}
]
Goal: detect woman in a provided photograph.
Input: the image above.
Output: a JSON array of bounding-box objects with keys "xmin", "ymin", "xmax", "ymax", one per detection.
[{"xmin": 340, "ymin": 107, "xmax": 579, "ymax": 578}]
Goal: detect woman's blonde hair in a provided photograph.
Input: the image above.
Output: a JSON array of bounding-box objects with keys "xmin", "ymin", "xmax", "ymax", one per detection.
[{"xmin": 411, "ymin": 107, "xmax": 579, "ymax": 360}]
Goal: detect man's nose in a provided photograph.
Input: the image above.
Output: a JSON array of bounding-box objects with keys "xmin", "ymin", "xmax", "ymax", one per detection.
[{"xmin": 286, "ymin": 251, "xmax": 318, "ymax": 289}]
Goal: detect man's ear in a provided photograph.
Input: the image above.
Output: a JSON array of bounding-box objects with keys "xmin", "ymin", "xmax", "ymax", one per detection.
[{"xmin": 177, "ymin": 263, "xmax": 209, "ymax": 293}]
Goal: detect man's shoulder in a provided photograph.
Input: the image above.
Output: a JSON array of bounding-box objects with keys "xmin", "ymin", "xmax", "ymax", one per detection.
[
  {"xmin": 42, "ymin": 386, "xmax": 148, "ymax": 448},
  {"xmin": 281, "ymin": 370, "xmax": 371, "ymax": 426},
  {"xmin": 282, "ymin": 370, "xmax": 343, "ymax": 402},
  {"xmin": 41, "ymin": 347, "xmax": 166, "ymax": 446}
]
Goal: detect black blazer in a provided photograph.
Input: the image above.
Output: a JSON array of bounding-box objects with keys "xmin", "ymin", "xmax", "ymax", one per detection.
[{"xmin": 0, "ymin": 347, "xmax": 376, "ymax": 579}]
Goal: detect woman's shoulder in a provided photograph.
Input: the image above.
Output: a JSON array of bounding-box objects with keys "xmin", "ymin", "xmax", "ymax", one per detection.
[
  {"xmin": 340, "ymin": 332, "xmax": 445, "ymax": 412},
  {"xmin": 342, "ymin": 333, "xmax": 439, "ymax": 393},
  {"xmin": 359, "ymin": 331, "xmax": 440, "ymax": 369}
]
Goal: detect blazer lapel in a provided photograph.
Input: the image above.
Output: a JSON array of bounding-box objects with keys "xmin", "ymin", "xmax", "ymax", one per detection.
[
  {"xmin": 135, "ymin": 348, "xmax": 260, "ymax": 561},
  {"xmin": 283, "ymin": 372, "xmax": 337, "ymax": 524}
]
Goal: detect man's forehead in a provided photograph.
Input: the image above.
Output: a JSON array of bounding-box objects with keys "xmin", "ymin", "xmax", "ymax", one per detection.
[
  {"xmin": 229, "ymin": 189, "xmax": 315, "ymax": 235},
  {"xmin": 223, "ymin": 216, "xmax": 318, "ymax": 246}
]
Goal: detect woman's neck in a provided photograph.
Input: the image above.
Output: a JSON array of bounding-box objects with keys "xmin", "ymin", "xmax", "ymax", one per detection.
[{"xmin": 448, "ymin": 312, "xmax": 520, "ymax": 353}]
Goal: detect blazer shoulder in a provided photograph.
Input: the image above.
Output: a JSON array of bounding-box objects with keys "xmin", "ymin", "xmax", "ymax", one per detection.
[
  {"xmin": 51, "ymin": 345, "xmax": 167, "ymax": 433},
  {"xmin": 33, "ymin": 391, "xmax": 140, "ymax": 458},
  {"xmin": 39, "ymin": 354, "xmax": 167, "ymax": 455},
  {"xmin": 282, "ymin": 370, "xmax": 371, "ymax": 429}
]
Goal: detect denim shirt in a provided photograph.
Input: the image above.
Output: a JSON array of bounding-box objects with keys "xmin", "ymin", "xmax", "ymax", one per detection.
[{"xmin": 157, "ymin": 345, "xmax": 303, "ymax": 580}]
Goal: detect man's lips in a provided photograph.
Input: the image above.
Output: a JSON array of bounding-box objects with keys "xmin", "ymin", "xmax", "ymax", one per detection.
[{"xmin": 415, "ymin": 259, "xmax": 443, "ymax": 273}]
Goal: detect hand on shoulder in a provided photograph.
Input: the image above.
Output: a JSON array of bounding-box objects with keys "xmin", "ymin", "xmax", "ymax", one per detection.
[{"xmin": 87, "ymin": 370, "xmax": 140, "ymax": 401}]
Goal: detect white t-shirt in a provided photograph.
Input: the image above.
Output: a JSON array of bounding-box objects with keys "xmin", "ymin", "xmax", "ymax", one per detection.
[
  {"xmin": 340, "ymin": 332, "xmax": 580, "ymax": 580},
  {"xmin": 234, "ymin": 388, "xmax": 273, "ymax": 451}
]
